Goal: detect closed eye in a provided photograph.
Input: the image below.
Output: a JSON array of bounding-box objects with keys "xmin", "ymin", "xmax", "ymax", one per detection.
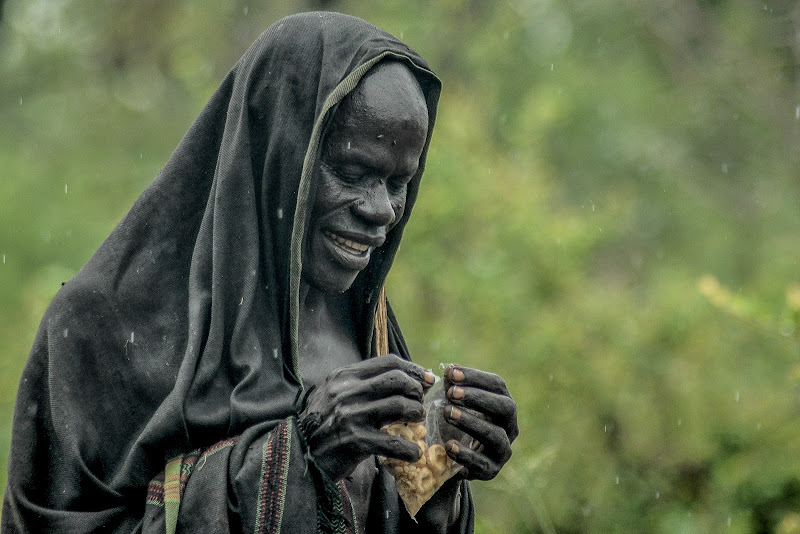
[
  {"xmin": 321, "ymin": 161, "xmax": 365, "ymax": 183},
  {"xmin": 388, "ymin": 173, "xmax": 415, "ymax": 194}
]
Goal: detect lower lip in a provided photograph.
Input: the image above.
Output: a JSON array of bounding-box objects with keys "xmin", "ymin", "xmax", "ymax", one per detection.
[{"xmin": 323, "ymin": 232, "xmax": 372, "ymax": 271}]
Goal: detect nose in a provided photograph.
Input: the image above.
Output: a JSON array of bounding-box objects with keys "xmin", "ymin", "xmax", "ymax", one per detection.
[{"xmin": 353, "ymin": 179, "xmax": 395, "ymax": 227}]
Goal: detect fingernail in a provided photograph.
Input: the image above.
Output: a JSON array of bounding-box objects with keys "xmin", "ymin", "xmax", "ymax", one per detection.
[
  {"xmin": 451, "ymin": 368, "xmax": 465, "ymax": 382},
  {"xmin": 447, "ymin": 406, "xmax": 462, "ymax": 421},
  {"xmin": 470, "ymin": 440, "xmax": 481, "ymax": 451},
  {"xmin": 424, "ymin": 371, "xmax": 436, "ymax": 385},
  {"xmin": 448, "ymin": 386, "xmax": 465, "ymax": 400},
  {"xmin": 446, "ymin": 441, "xmax": 460, "ymax": 455}
]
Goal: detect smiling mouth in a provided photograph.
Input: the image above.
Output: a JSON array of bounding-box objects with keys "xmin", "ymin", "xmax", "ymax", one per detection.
[{"xmin": 324, "ymin": 231, "xmax": 370, "ymax": 255}]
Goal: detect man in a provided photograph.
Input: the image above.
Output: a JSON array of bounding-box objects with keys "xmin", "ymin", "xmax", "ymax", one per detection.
[{"xmin": 3, "ymin": 12, "xmax": 517, "ymax": 533}]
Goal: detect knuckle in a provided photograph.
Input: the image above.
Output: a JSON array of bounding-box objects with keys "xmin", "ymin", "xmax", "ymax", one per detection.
[
  {"xmin": 408, "ymin": 400, "xmax": 424, "ymax": 420},
  {"xmin": 508, "ymin": 423, "xmax": 520, "ymax": 443},
  {"xmin": 504, "ymin": 399, "xmax": 518, "ymax": 425},
  {"xmin": 396, "ymin": 397, "xmax": 422, "ymax": 418},
  {"xmin": 499, "ymin": 443, "xmax": 512, "ymax": 464},
  {"xmin": 476, "ymin": 458, "xmax": 497, "ymax": 481},
  {"xmin": 386, "ymin": 369, "xmax": 406, "ymax": 385},
  {"xmin": 327, "ymin": 367, "xmax": 348, "ymax": 385},
  {"xmin": 332, "ymin": 403, "xmax": 352, "ymax": 425},
  {"xmin": 383, "ymin": 353, "xmax": 403, "ymax": 367},
  {"xmin": 330, "ymin": 366, "xmax": 346, "ymax": 379}
]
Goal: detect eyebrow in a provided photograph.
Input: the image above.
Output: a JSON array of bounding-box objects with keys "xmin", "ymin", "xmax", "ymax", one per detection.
[{"xmin": 325, "ymin": 149, "xmax": 418, "ymax": 178}]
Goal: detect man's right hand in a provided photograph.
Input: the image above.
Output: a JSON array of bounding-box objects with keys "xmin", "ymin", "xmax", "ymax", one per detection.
[{"xmin": 299, "ymin": 354, "xmax": 434, "ymax": 481}]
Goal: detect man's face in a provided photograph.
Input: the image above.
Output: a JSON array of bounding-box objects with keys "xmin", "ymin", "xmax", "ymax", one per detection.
[{"xmin": 303, "ymin": 64, "xmax": 429, "ymax": 293}]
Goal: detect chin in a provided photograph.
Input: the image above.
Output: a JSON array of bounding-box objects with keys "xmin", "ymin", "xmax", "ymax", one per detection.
[{"xmin": 305, "ymin": 270, "xmax": 359, "ymax": 294}]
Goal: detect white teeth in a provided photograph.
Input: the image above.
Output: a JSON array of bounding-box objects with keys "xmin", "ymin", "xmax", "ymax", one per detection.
[{"xmin": 325, "ymin": 231, "xmax": 369, "ymax": 253}]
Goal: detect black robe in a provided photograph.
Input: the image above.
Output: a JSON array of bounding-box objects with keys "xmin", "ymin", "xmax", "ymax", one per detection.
[{"xmin": 2, "ymin": 12, "xmax": 473, "ymax": 534}]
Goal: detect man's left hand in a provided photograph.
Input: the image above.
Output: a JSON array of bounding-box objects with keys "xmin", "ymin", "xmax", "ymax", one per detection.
[{"xmin": 441, "ymin": 364, "xmax": 518, "ymax": 481}]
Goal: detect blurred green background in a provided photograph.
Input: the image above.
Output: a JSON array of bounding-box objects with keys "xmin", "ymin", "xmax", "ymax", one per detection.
[{"xmin": 2, "ymin": 0, "xmax": 800, "ymax": 532}]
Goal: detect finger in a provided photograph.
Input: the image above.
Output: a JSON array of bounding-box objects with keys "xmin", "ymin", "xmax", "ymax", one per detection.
[
  {"xmin": 367, "ymin": 432, "xmax": 423, "ymax": 464},
  {"xmin": 352, "ymin": 354, "xmax": 435, "ymax": 387},
  {"xmin": 326, "ymin": 362, "xmax": 430, "ymax": 403},
  {"xmin": 445, "ymin": 440, "xmax": 504, "ymax": 481},
  {"xmin": 349, "ymin": 396, "xmax": 425, "ymax": 428},
  {"xmin": 446, "ymin": 385, "xmax": 519, "ymax": 442},
  {"xmin": 444, "ymin": 405, "xmax": 512, "ymax": 464},
  {"xmin": 309, "ymin": 428, "xmax": 421, "ymax": 479},
  {"xmin": 444, "ymin": 365, "xmax": 509, "ymax": 396},
  {"xmin": 360, "ymin": 369, "xmax": 425, "ymax": 402},
  {"xmin": 390, "ymin": 355, "xmax": 436, "ymax": 388},
  {"xmin": 328, "ymin": 370, "xmax": 424, "ymax": 407}
]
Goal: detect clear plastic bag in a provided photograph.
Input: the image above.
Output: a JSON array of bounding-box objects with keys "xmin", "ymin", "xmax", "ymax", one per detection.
[{"xmin": 379, "ymin": 375, "xmax": 473, "ymax": 517}]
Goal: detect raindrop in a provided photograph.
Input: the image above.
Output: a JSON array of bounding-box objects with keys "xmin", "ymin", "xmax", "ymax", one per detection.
[
  {"xmin": 140, "ymin": 153, "xmax": 143, "ymax": 159},
  {"xmin": 273, "ymin": 348, "xmax": 279, "ymax": 359},
  {"xmin": 19, "ymin": 97, "xmax": 23, "ymax": 106},
  {"xmin": 2, "ymin": 254, "xmax": 5, "ymax": 264},
  {"xmin": 721, "ymin": 163, "xmax": 728, "ymax": 174},
  {"xmin": 550, "ymin": 64, "xmax": 554, "ymax": 71},
  {"xmin": 400, "ymin": 32, "xmax": 404, "ymax": 39},
  {"xmin": 795, "ymin": 105, "xmax": 799, "ymax": 119},
  {"xmin": 277, "ymin": 208, "xmax": 283, "ymax": 219},
  {"xmin": 735, "ymin": 391, "xmax": 740, "ymax": 402},
  {"xmin": 65, "ymin": 184, "xmax": 68, "ymax": 194},
  {"xmin": 130, "ymin": 331, "xmax": 135, "ymax": 343},
  {"xmin": 677, "ymin": 418, "xmax": 682, "ymax": 426},
  {"xmin": 655, "ymin": 491, "xmax": 660, "ymax": 499},
  {"xmin": 615, "ymin": 475, "xmax": 619, "ymax": 484},
  {"xmin": 243, "ymin": 6, "xmax": 249, "ymax": 15},
  {"xmin": 346, "ymin": 141, "xmax": 351, "ymax": 149},
  {"xmin": 756, "ymin": 422, "xmax": 762, "ymax": 430},
  {"xmin": 727, "ymin": 517, "xmax": 732, "ymax": 527},
  {"xmin": 503, "ymin": 31, "xmax": 509, "ymax": 40},
  {"xmin": 63, "ymin": 328, "xmax": 69, "ymax": 338}
]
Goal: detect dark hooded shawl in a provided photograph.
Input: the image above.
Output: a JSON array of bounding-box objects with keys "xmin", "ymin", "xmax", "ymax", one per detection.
[{"xmin": 2, "ymin": 12, "xmax": 473, "ymax": 534}]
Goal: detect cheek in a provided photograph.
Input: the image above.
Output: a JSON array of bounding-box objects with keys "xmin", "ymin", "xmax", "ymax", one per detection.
[{"xmin": 313, "ymin": 174, "xmax": 352, "ymax": 215}]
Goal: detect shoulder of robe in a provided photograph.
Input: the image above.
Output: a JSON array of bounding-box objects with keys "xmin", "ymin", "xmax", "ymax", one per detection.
[{"xmin": 40, "ymin": 276, "xmax": 123, "ymax": 347}]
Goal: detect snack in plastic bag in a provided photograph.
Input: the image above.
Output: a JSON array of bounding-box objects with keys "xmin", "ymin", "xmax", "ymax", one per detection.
[{"xmin": 379, "ymin": 376, "xmax": 473, "ymax": 517}]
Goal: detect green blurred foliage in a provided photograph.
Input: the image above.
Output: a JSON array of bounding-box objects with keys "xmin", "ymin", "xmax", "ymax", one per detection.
[{"xmin": 2, "ymin": 0, "xmax": 800, "ymax": 532}]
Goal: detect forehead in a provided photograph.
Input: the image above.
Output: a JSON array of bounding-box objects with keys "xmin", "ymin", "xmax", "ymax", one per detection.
[{"xmin": 334, "ymin": 62, "xmax": 429, "ymax": 135}]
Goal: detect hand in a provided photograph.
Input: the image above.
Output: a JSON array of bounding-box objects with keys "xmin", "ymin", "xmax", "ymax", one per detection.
[
  {"xmin": 441, "ymin": 364, "xmax": 518, "ymax": 481},
  {"xmin": 299, "ymin": 354, "xmax": 435, "ymax": 481}
]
